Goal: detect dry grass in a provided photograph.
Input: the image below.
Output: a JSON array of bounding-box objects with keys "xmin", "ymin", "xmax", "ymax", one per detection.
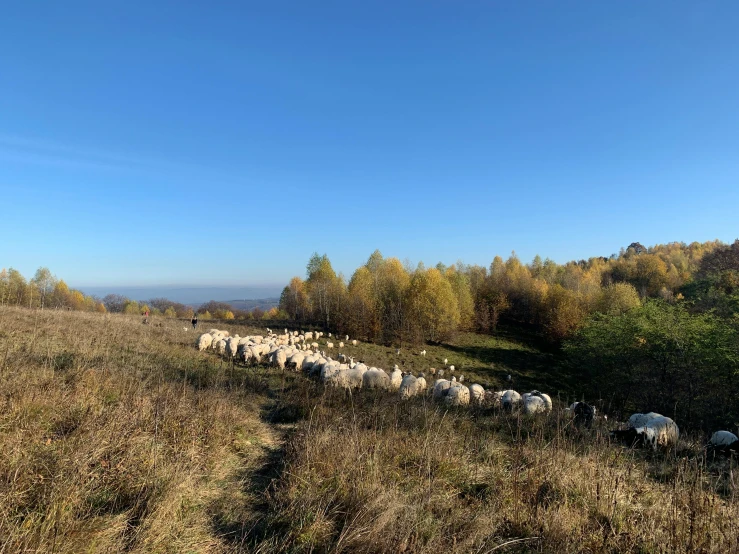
[
  {"xmin": 0, "ymin": 307, "xmax": 279, "ymax": 553},
  {"xmin": 2, "ymin": 307, "xmax": 738, "ymax": 553},
  {"xmin": 250, "ymin": 386, "xmax": 739, "ymax": 553}
]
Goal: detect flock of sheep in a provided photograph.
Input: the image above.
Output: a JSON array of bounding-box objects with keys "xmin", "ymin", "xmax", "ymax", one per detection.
[{"xmin": 195, "ymin": 328, "xmax": 739, "ymax": 457}]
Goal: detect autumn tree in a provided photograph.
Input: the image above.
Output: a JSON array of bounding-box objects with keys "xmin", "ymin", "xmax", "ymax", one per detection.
[
  {"xmin": 444, "ymin": 266, "xmax": 475, "ymax": 330},
  {"xmin": 305, "ymin": 253, "xmax": 346, "ymax": 331},
  {"xmin": 52, "ymin": 280, "xmax": 72, "ymax": 309},
  {"xmin": 279, "ymin": 277, "xmax": 310, "ymax": 322},
  {"xmin": 405, "ymin": 267, "xmax": 460, "ymax": 343},
  {"xmin": 31, "ymin": 267, "xmax": 56, "ymax": 310},
  {"xmin": 596, "ymin": 283, "xmax": 641, "ymax": 316}
]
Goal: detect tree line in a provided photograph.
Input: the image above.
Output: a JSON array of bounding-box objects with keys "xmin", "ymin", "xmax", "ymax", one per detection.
[
  {"xmin": 280, "ymin": 241, "xmax": 728, "ymax": 344},
  {"xmin": 280, "ymin": 241, "xmax": 739, "ymax": 430}
]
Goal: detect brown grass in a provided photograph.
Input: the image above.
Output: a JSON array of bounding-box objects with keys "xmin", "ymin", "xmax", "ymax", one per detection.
[
  {"xmin": 0, "ymin": 307, "xmax": 278, "ymax": 553},
  {"xmin": 1, "ymin": 307, "xmax": 737, "ymax": 553}
]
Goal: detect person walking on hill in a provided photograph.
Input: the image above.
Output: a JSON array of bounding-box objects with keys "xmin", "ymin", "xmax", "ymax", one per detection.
[
  {"xmin": 192, "ymin": 313, "xmax": 198, "ymax": 330},
  {"xmin": 143, "ymin": 309, "xmax": 149, "ymax": 324}
]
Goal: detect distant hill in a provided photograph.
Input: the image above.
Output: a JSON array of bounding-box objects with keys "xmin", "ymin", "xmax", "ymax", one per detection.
[
  {"xmin": 222, "ymin": 298, "xmax": 280, "ymax": 311},
  {"xmin": 77, "ymin": 285, "xmax": 282, "ymax": 305}
]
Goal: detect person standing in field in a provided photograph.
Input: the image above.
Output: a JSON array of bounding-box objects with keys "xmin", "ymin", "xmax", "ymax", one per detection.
[
  {"xmin": 143, "ymin": 309, "xmax": 149, "ymax": 324},
  {"xmin": 192, "ymin": 313, "xmax": 198, "ymax": 330}
]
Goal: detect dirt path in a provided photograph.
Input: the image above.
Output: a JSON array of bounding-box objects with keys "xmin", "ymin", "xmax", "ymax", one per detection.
[{"xmin": 209, "ymin": 394, "xmax": 296, "ymax": 552}]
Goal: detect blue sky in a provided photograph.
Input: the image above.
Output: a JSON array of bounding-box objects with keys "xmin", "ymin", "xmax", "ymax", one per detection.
[{"xmin": 2, "ymin": 1, "xmax": 738, "ymax": 297}]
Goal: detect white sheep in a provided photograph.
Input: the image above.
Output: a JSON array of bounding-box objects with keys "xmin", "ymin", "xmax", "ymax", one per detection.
[
  {"xmin": 197, "ymin": 333, "xmax": 213, "ymax": 351},
  {"xmin": 389, "ymin": 367, "xmax": 403, "ymax": 391},
  {"xmin": 628, "ymin": 412, "xmax": 663, "ymax": 429},
  {"xmin": 351, "ymin": 339, "xmax": 358, "ymax": 346},
  {"xmin": 522, "ymin": 393, "xmax": 550, "ymax": 415},
  {"xmin": 362, "ymin": 368, "xmax": 391, "ymax": 391},
  {"xmin": 326, "ymin": 342, "xmax": 334, "ymax": 349},
  {"xmin": 469, "ymin": 384, "xmax": 485, "ymax": 405},
  {"xmin": 420, "ymin": 349, "xmax": 426, "ymax": 357},
  {"xmin": 339, "ymin": 342, "xmax": 344, "ymax": 348},
  {"xmin": 612, "ymin": 415, "xmax": 679, "ymax": 450},
  {"xmin": 501, "ymin": 390, "xmax": 522, "ymax": 411},
  {"xmin": 399, "ymin": 374, "xmax": 423, "ymax": 400},
  {"xmin": 274, "ymin": 349, "xmax": 287, "ymax": 370},
  {"xmin": 226, "ymin": 337, "xmax": 240, "ymax": 357},
  {"xmin": 522, "ymin": 391, "xmax": 552, "ymax": 414},
  {"xmin": 445, "ymin": 384, "xmax": 470, "ymax": 406},
  {"xmin": 345, "ymin": 335, "xmax": 349, "ymax": 341},
  {"xmin": 432, "ymin": 379, "xmax": 452, "ymax": 400},
  {"xmin": 707, "ymin": 430, "xmax": 739, "ymax": 456}
]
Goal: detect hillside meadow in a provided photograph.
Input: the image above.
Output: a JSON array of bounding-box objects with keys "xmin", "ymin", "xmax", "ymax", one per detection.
[{"xmin": 1, "ymin": 306, "xmax": 738, "ymax": 553}]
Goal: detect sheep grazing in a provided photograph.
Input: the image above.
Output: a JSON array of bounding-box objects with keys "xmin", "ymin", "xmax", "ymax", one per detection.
[
  {"xmin": 363, "ymin": 368, "xmax": 391, "ymax": 391},
  {"xmin": 197, "ymin": 333, "xmax": 213, "ymax": 351},
  {"xmin": 484, "ymin": 390, "xmax": 504, "ymax": 408},
  {"xmin": 274, "ymin": 349, "xmax": 287, "ymax": 370},
  {"xmin": 389, "ymin": 367, "xmax": 403, "ymax": 391},
  {"xmin": 527, "ymin": 391, "xmax": 552, "ymax": 412},
  {"xmin": 522, "ymin": 392, "xmax": 550, "ymax": 415},
  {"xmin": 501, "ymin": 390, "xmax": 522, "ymax": 411},
  {"xmin": 226, "ymin": 337, "xmax": 240, "ymax": 358},
  {"xmin": 448, "ymin": 365, "xmax": 455, "ymax": 372},
  {"xmin": 707, "ymin": 430, "xmax": 739, "ymax": 457},
  {"xmin": 416, "ymin": 373, "xmax": 427, "ymax": 392},
  {"xmin": 611, "ymin": 415, "xmax": 680, "ymax": 450},
  {"xmin": 326, "ymin": 342, "xmax": 334, "ymax": 349},
  {"xmin": 289, "ymin": 352, "xmax": 305, "ymax": 371},
  {"xmin": 627, "ymin": 412, "xmax": 663, "ymax": 429},
  {"xmin": 351, "ymin": 339, "xmax": 358, "ymax": 346},
  {"xmin": 443, "ymin": 358, "xmax": 448, "ymax": 366},
  {"xmin": 399, "ymin": 374, "xmax": 423, "ymax": 400},
  {"xmin": 396, "ymin": 348, "xmax": 401, "ymax": 356},
  {"xmin": 345, "ymin": 335, "xmax": 349, "ymax": 341},
  {"xmin": 469, "ymin": 384, "xmax": 485, "ymax": 405},
  {"xmin": 433, "ymin": 379, "xmax": 452, "ymax": 400},
  {"xmin": 420, "ymin": 349, "xmax": 426, "ymax": 357},
  {"xmin": 339, "ymin": 342, "xmax": 344, "ymax": 348},
  {"xmin": 568, "ymin": 402, "xmax": 596, "ymax": 428},
  {"xmin": 445, "ymin": 384, "xmax": 471, "ymax": 407}
]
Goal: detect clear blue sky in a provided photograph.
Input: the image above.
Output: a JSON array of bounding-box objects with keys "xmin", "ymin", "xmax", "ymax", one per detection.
[{"xmin": 2, "ymin": 1, "xmax": 738, "ymax": 295}]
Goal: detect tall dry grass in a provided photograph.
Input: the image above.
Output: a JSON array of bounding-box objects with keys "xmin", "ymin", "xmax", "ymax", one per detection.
[
  {"xmin": 247, "ymin": 383, "xmax": 739, "ymax": 553},
  {"xmin": 2, "ymin": 307, "xmax": 738, "ymax": 553},
  {"xmin": 0, "ymin": 307, "xmax": 278, "ymax": 553}
]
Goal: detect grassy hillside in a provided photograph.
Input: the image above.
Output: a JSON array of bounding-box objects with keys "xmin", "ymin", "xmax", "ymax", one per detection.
[{"xmin": 1, "ymin": 307, "xmax": 737, "ymax": 553}]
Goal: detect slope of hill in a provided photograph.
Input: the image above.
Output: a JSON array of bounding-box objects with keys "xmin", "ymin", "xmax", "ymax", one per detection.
[
  {"xmin": 221, "ymin": 297, "xmax": 280, "ymax": 312},
  {"xmin": 1, "ymin": 306, "xmax": 736, "ymax": 553}
]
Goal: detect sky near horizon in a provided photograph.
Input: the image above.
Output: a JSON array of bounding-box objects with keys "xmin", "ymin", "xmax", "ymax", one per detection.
[{"xmin": 2, "ymin": 1, "xmax": 738, "ymax": 293}]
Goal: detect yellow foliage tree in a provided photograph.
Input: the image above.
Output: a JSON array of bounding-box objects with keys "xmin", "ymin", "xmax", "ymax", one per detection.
[{"xmin": 405, "ymin": 268, "xmax": 460, "ymax": 343}]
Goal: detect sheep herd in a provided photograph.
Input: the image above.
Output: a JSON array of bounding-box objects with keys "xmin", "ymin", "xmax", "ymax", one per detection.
[{"xmin": 195, "ymin": 328, "xmax": 739, "ymax": 458}]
